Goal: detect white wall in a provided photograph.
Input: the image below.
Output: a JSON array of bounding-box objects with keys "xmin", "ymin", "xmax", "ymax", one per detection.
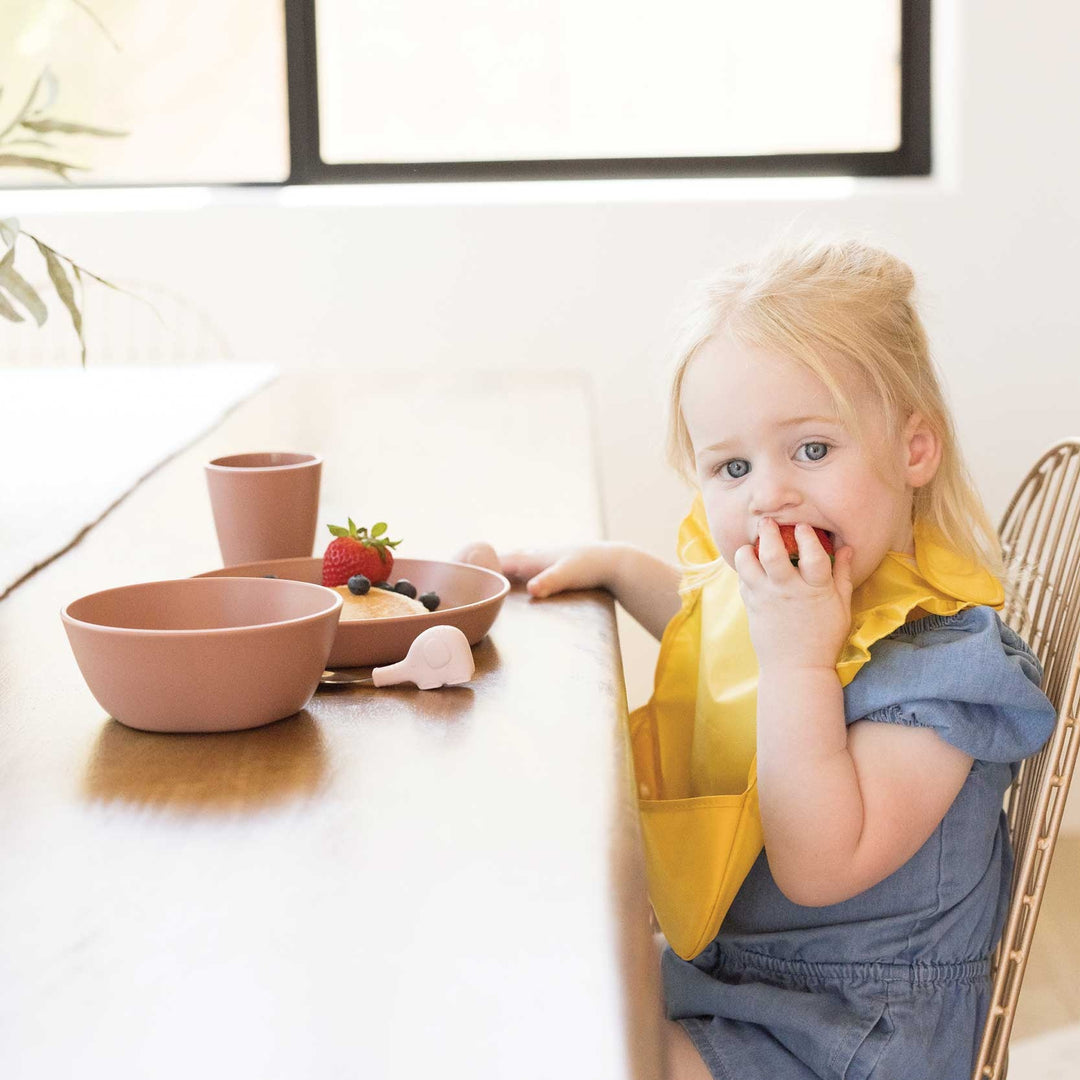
[{"xmin": 5, "ymin": 1, "xmax": 1080, "ymax": 821}]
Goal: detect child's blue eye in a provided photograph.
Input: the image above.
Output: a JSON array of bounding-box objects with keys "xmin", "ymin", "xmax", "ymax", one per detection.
[
  {"xmin": 718, "ymin": 459, "xmax": 750, "ymax": 479},
  {"xmin": 799, "ymin": 442, "xmax": 830, "ymax": 462}
]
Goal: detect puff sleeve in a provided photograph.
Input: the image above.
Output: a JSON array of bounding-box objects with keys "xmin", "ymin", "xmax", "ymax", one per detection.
[{"xmin": 842, "ymin": 606, "xmax": 1057, "ymax": 763}]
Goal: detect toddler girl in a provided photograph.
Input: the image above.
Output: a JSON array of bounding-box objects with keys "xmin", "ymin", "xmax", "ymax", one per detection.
[{"xmin": 475, "ymin": 237, "xmax": 1057, "ymax": 1080}]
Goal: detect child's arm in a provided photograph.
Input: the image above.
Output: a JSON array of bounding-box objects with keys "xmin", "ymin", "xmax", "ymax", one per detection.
[
  {"xmin": 755, "ymin": 669, "xmax": 973, "ymax": 907},
  {"xmin": 493, "ymin": 541, "xmax": 683, "ymax": 641},
  {"xmin": 741, "ymin": 520, "xmax": 974, "ymax": 907}
]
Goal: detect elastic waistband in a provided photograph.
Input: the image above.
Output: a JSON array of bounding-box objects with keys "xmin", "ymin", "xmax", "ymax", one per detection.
[{"xmin": 706, "ymin": 943, "xmax": 991, "ymax": 987}]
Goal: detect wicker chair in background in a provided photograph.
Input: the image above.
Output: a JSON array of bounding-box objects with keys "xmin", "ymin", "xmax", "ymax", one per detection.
[{"xmin": 974, "ymin": 438, "xmax": 1080, "ymax": 1080}]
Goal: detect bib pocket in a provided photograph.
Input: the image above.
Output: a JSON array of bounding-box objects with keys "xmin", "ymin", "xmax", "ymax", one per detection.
[{"xmin": 638, "ymin": 785, "xmax": 764, "ymax": 960}]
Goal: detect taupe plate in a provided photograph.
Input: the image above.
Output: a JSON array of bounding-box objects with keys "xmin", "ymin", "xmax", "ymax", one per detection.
[{"xmin": 196, "ymin": 557, "xmax": 510, "ymax": 667}]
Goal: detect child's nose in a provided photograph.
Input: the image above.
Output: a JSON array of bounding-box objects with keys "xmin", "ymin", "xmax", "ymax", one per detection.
[{"xmin": 748, "ymin": 467, "xmax": 802, "ymax": 517}]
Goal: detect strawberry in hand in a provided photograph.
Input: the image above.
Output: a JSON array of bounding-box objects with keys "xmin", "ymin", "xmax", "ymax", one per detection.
[
  {"xmin": 753, "ymin": 524, "xmax": 834, "ymax": 567},
  {"xmin": 737, "ymin": 520, "xmax": 852, "ymax": 673},
  {"xmin": 321, "ymin": 519, "xmax": 402, "ymax": 586}
]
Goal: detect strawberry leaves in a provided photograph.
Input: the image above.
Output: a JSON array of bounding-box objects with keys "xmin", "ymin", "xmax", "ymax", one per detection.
[
  {"xmin": 322, "ymin": 519, "xmax": 403, "ymax": 585},
  {"xmin": 325, "ymin": 518, "xmax": 402, "ymax": 562}
]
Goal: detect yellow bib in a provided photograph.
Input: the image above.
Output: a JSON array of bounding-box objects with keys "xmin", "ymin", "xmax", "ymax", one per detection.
[{"xmin": 628, "ymin": 494, "xmax": 1004, "ymax": 960}]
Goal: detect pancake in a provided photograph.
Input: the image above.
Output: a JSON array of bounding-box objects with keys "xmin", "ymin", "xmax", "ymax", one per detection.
[{"xmin": 333, "ymin": 584, "xmax": 429, "ymax": 621}]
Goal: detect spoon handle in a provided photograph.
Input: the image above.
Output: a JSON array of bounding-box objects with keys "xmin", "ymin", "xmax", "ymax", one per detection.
[{"xmin": 319, "ymin": 671, "xmax": 374, "ymax": 686}]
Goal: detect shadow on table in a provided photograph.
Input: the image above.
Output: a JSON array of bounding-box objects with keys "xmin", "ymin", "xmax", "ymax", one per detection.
[{"xmin": 81, "ymin": 710, "xmax": 328, "ymax": 813}]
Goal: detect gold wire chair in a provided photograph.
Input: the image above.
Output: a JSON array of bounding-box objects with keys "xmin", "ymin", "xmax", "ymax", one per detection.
[{"xmin": 973, "ymin": 438, "xmax": 1080, "ymax": 1080}]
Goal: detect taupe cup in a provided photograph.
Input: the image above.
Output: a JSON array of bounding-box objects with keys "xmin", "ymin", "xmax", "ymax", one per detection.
[{"xmin": 205, "ymin": 452, "xmax": 323, "ymax": 567}]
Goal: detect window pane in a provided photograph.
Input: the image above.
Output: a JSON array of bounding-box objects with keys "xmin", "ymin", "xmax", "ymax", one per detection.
[
  {"xmin": 0, "ymin": 0, "xmax": 288, "ymax": 186},
  {"xmin": 316, "ymin": 0, "xmax": 900, "ymax": 165}
]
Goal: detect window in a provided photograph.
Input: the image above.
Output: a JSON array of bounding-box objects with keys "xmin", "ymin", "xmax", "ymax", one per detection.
[
  {"xmin": 290, "ymin": 0, "xmax": 929, "ymax": 181},
  {"xmin": 0, "ymin": 1, "xmax": 930, "ymax": 188}
]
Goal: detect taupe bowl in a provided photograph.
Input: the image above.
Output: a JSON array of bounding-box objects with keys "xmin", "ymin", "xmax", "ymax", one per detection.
[
  {"xmin": 196, "ymin": 557, "xmax": 510, "ymax": 667},
  {"xmin": 62, "ymin": 577, "xmax": 343, "ymax": 733}
]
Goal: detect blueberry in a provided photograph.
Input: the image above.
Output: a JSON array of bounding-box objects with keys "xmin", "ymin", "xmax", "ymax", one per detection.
[
  {"xmin": 347, "ymin": 574, "xmax": 371, "ymax": 595},
  {"xmin": 262, "ymin": 574, "xmax": 277, "ymax": 578},
  {"xmin": 394, "ymin": 579, "xmax": 417, "ymax": 599},
  {"xmin": 419, "ymin": 591, "xmax": 440, "ymax": 612},
  {"xmin": 373, "ymin": 580, "xmax": 395, "ymax": 590}
]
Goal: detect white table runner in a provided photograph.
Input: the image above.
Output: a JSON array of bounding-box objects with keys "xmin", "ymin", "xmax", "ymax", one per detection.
[{"xmin": 0, "ymin": 363, "xmax": 276, "ymax": 597}]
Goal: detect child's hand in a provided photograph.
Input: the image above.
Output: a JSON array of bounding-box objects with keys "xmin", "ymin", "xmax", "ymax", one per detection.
[
  {"xmin": 453, "ymin": 541, "xmax": 503, "ymax": 574},
  {"xmin": 455, "ymin": 541, "xmax": 610, "ymax": 598},
  {"xmin": 734, "ymin": 519, "xmax": 854, "ymax": 672},
  {"xmin": 501, "ymin": 544, "xmax": 616, "ymax": 598},
  {"xmin": 457, "ymin": 540, "xmax": 682, "ymax": 638}
]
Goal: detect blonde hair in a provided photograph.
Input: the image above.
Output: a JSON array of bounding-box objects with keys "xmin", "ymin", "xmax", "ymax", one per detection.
[{"xmin": 666, "ymin": 236, "xmax": 1006, "ymax": 586}]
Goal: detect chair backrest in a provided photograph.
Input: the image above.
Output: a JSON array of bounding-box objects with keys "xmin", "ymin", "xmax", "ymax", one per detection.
[{"xmin": 973, "ymin": 438, "xmax": 1080, "ymax": 1080}]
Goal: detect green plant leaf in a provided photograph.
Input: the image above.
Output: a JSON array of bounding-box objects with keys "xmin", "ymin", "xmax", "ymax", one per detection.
[
  {"xmin": 327, "ymin": 525, "xmax": 350, "ymax": 538},
  {"xmin": 0, "ymin": 247, "xmax": 47, "ymax": 326},
  {"xmin": 20, "ymin": 117, "xmax": 127, "ymax": 138},
  {"xmin": 372, "ymin": 522, "xmax": 387, "ymax": 537},
  {"xmin": 68, "ymin": 0, "xmax": 123, "ymax": 51},
  {"xmin": 0, "ymin": 73, "xmax": 46, "ymax": 142},
  {"xmin": 0, "ymin": 291, "xmax": 25, "ymax": 323},
  {"xmin": 37, "ymin": 246, "xmax": 122, "ymax": 293},
  {"xmin": 34, "ymin": 238, "xmax": 85, "ymax": 364},
  {"xmin": 2, "ymin": 137, "xmax": 56, "ymax": 151},
  {"xmin": 0, "ymin": 218, "xmax": 18, "ymax": 247},
  {"xmin": 72, "ymin": 263, "xmax": 86, "ymax": 362},
  {"xmin": 0, "ymin": 153, "xmax": 85, "ymax": 181}
]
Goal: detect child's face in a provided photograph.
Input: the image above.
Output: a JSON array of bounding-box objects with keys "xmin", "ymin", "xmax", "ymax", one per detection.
[{"xmin": 682, "ymin": 335, "xmax": 927, "ymax": 590}]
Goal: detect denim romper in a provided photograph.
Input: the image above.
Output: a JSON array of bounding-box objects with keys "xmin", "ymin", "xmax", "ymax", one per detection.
[{"xmin": 662, "ymin": 607, "xmax": 1058, "ymax": 1080}]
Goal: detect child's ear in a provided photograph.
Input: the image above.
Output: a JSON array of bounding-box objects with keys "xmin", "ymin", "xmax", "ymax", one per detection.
[{"xmin": 902, "ymin": 412, "xmax": 941, "ymax": 488}]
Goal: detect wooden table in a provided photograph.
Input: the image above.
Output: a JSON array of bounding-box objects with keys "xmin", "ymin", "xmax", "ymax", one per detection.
[{"xmin": 0, "ymin": 369, "xmax": 662, "ymax": 1080}]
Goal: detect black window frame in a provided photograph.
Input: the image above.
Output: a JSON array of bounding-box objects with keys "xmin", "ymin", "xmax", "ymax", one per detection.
[{"xmin": 285, "ymin": 0, "xmax": 930, "ymax": 185}]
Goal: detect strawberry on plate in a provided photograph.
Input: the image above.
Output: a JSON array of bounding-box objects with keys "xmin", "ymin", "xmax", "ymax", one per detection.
[
  {"xmin": 322, "ymin": 519, "xmax": 402, "ymax": 586},
  {"xmin": 753, "ymin": 524, "xmax": 835, "ymax": 566}
]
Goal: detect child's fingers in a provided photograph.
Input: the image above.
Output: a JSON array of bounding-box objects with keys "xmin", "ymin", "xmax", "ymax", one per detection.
[
  {"xmin": 454, "ymin": 541, "xmax": 561, "ymax": 588},
  {"xmin": 526, "ymin": 551, "xmax": 604, "ymax": 598},
  {"xmin": 526, "ymin": 568, "xmax": 555, "ymax": 597},
  {"xmin": 755, "ymin": 519, "xmax": 796, "ymax": 580},
  {"xmin": 526, "ymin": 557, "xmax": 578, "ymax": 597},
  {"xmin": 832, "ymin": 545, "xmax": 855, "ymax": 604},
  {"xmin": 499, "ymin": 548, "xmax": 553, "ymax": 582},
  {"xmin": 496, "ymin": 550, "xmax": 527, "ymax": 579},
  {"xmin": 453, "ymin": 540, "xmax": 502, "ymax": 573},
  {"xmin": 733, "ymin": 542, "xmax": 766, "ymax": 587},
  {"xmin": 794, "ymin": 523, "xmax": 832, "ymax": 586}
]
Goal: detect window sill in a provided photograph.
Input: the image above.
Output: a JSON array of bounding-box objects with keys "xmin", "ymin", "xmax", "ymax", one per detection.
[{"xmin": 0, "ymin": 173, "xmax": 952, "ymax": 215}]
